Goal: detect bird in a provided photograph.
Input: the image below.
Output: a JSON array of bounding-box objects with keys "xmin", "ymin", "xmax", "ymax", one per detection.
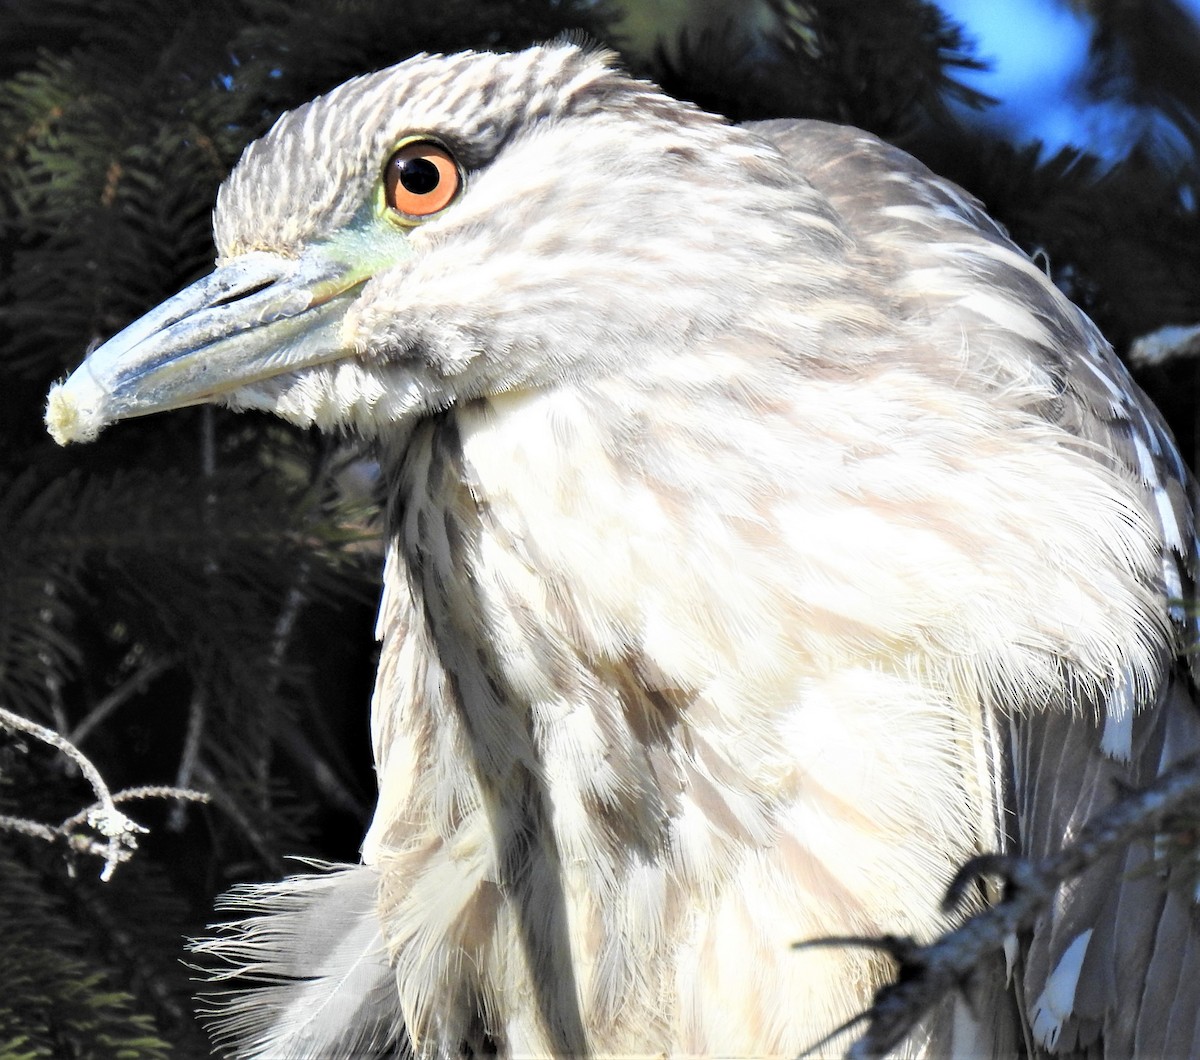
[{"xmin": 45, "ymin": 41, "xmax": 1200, "ymax": 1058}]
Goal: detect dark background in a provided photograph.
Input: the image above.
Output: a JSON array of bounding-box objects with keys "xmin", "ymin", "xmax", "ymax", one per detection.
[{"xmin": 2, "ymin": 1, "xmax": 1199, "ymax": 1054}]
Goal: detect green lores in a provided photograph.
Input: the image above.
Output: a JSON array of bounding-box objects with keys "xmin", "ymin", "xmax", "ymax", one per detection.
[{"xmin": 45, "ymin": 141, "xmax": 453, "ymax": 446}]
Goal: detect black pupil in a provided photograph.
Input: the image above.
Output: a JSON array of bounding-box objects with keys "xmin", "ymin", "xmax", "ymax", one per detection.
[{"xmin": 399, "ymin": 156, "xmax": 440, "ymax": 195}]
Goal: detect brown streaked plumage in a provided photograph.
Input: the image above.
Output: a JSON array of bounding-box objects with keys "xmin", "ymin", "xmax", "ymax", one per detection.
[{"xmin": 47, "ymin": 43, "xmax": 1200, "ymax": 1058}]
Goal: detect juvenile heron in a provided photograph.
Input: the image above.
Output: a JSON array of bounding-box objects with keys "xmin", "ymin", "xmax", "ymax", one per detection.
[{"xmin": 46, "ymin": 43, "xmax": 1200, "ymax": 1057}]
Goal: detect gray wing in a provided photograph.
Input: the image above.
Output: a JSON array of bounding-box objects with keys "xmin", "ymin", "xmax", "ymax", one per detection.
[{"xmin": 752, "ymin": 118, "xmax": 1200, "ymax": 1056}]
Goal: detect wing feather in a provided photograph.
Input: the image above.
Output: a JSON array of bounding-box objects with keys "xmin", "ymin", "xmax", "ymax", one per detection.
[
  {"xmin": 191, "ymin": 862, "xmax": 406, "ymax": 1059},
  {"xmin": 755, "ymin": 117, "xmax": 1200, "ymax": 1056}
]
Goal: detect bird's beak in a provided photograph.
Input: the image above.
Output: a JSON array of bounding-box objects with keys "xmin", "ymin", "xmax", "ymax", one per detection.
[{"xmin": 45, "ymin": 248, "xmax": 366, "ymax": 445}]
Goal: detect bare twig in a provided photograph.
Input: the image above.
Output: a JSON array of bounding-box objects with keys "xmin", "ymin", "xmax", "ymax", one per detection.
[
  {"xmin": 797, "ymin": 752, "xmax": 1200, "ymax": 1059},
  {"xmin": 0, "ymin": 705, "xmax": 210, "ymax": 879},
  {"xmin": 255, "ymin": 571, "xmax": 311, "ymax": 811},
  {"xmin": 195, "ymin": 761, "xmax": 286, "ymax": 876},
  {"xmin": 1, "ymin": 702, "xmax": 132, "ymax": 875},
  {"xmin": 0, "ymin": 813, "xmax": 58, "ymax": 843},
  {"xmin": 112, "ymin": 784, "xmax": 212, "ymax": 806},
  {"xmin": 68, "ymin": 654, "xmax": 174, "ymax": 747},
  {"xmin": 168, "ymin": 686, "xmax": 207, "ymax": 832}
]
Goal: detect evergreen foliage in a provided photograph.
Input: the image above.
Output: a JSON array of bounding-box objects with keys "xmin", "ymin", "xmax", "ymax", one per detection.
[{"xmin": 2, "ymin": 0, "xmax": 1198, "ymax": 1050}]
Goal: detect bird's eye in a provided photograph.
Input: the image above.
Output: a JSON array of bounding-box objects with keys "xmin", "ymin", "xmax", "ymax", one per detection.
[{"xmin": 383, "ymin": 140, "xmax": 461, "ymax": 219}]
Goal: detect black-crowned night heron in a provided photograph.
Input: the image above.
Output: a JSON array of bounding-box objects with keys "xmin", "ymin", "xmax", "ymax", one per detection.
[{"xmin": 45, "ymin": 43, "xmax": 1200, "ymax": 1058}]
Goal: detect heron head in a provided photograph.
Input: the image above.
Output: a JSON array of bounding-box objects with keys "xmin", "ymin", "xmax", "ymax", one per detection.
[{"xmin": 46, "ymin": 43, "xmax": 842, "ymax": 444}]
